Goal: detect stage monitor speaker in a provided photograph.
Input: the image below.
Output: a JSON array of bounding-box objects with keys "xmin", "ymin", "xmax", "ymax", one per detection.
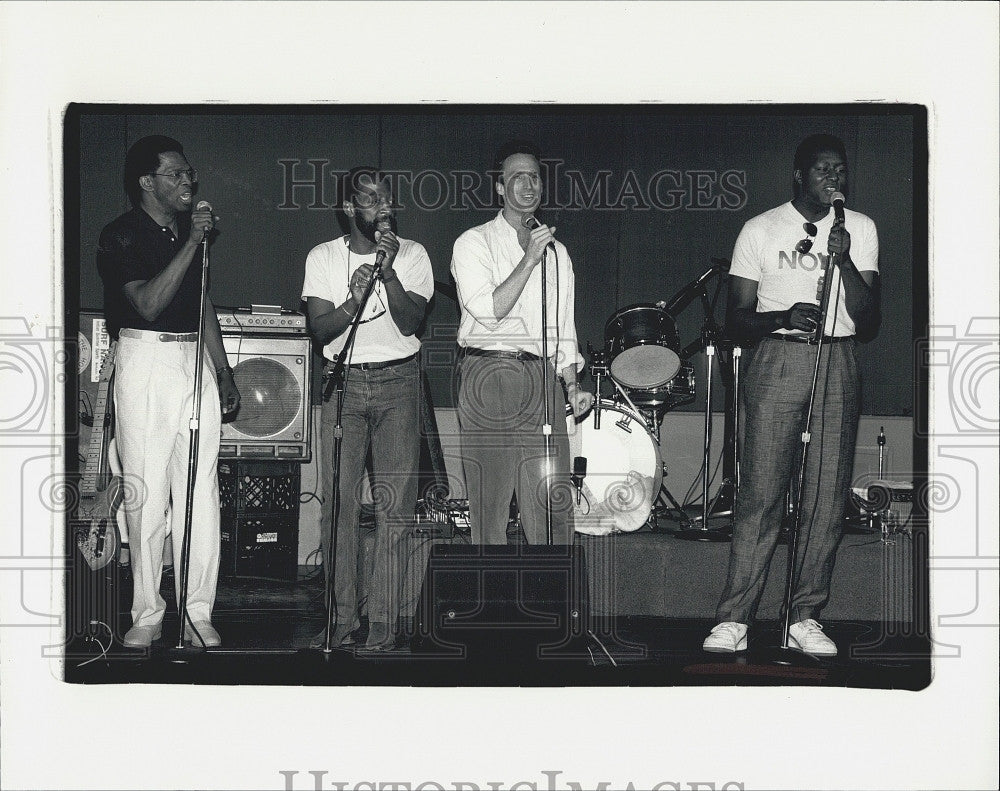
[
  {"xmin": 220, "ymin": 334, "xmax": 312, "ymax": 462},
  {"xmin": 412, "ymin": 543, "xmax": 589, "ymax": 660}
]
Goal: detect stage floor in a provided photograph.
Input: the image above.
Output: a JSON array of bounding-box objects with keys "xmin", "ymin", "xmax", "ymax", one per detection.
[{"xmin": 65, "ymin": 548, "xmax": 931, "ymax": 689}]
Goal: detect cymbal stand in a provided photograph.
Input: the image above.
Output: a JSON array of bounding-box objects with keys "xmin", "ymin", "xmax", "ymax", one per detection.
[
  {"xmin": 709, "ymin": 344, "xmax": 742, "ymax": 519},
  {"xmin": 675, "ymin": 291, "xmax": 732, "ymax": 542}
]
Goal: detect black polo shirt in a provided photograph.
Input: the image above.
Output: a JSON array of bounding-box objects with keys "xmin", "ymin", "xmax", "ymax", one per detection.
[{"xmin": 96, "ymin": 207, "xmax": 203, "ymax": 339}]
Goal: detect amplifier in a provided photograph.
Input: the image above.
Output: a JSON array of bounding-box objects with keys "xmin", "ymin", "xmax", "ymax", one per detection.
[
  {"xmin": 217, "ymin": 305, "xmax": 307, "ymax": 334},
  {"xmin": 220, "ymin": 331, "xmax": 312, "ymax": 462}
]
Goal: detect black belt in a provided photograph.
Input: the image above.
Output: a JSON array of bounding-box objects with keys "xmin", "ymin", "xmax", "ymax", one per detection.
[
  {"xmin": 337, "ymin": 353, "xmax": 417, "ymax": 371},
  {"xmin": 767, "ymin": 333, "xmax": 854, "ymax": 345},
  {"xmin": 460, "ymin": 347, "xmax": 543, "ymax": 362}
]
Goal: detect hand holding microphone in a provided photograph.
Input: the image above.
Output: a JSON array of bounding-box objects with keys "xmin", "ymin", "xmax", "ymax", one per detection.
[
  {"xmin": 826, "ymin": 191, "xmax": 851, "ymax": 266},
  {"xmin": 373, "ymin": 221, "xmax": 399, "ymax": 281},
  {"xmin": 192, "ymin": 200, "xmax": 216, "ymax": 244},
  {"xmin": 522, "ymin": 214, "xmax": 556, "ymax": 268}
]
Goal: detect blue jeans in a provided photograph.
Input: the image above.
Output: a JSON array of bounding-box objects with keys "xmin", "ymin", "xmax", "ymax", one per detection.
[
  {"xmin": 716, "ymin": 337, "xmax": 861, "ymax": 625},
  {"xmin": 320, "ymin": 357, "xmax": 421, "ymax": 631}
]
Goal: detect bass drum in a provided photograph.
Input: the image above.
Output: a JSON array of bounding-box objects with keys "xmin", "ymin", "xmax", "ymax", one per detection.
[
  {"xmin": 605, "ymin": 303, "xmax": 681, "ymax": 390},
  {"xmin": 566, "ymin": 400, "xmax": 662, "ymax": 536}
]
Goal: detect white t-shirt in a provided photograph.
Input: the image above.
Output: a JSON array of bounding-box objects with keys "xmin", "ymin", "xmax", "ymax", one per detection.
[
  {"xmin": 729, "ymin": 201, "xmax": 879, "ymax": 337},
  {"xmin": 301, "ymin": 235, "xmax": 434, "ymax": 363}
]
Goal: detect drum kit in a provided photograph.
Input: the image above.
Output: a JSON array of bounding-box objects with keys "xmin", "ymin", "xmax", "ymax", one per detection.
[{"xmin": 569, "ymin": 261, "xmax": 741, "ymax": 540}]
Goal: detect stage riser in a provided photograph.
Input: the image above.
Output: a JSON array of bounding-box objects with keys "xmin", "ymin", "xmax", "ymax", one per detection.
[{"xmin": 353, "ymin": 529, "xmax": 916, "ymax": 625}]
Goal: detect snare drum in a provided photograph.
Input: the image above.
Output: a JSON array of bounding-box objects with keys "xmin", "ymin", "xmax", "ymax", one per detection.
[
  {"xmin": 566, "ymin": 400, "xmax": 662, "ymax": 536},
  {"xmin": 605, "ymin": 304, "xmax": 681, "ymax": 390},
  {"xmin": 619, "ymin": 364, "xmax": 697, "ymax": 410}
]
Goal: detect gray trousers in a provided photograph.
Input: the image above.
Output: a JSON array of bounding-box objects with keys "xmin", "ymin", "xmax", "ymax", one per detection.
[
  {"xmin": 456, "ymin": 354, "xmax": 574, "ymax": 545},
  {"xmin": 716, "ymin": 337, "xmax": 861, "ymax": 625}
]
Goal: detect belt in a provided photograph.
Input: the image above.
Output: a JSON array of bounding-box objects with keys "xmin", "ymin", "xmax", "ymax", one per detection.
[
  {"xmin": 767, "ymin": 333, "xmax": 854, "ymax": 345},
  {"xmin": 336, "ymin": 353, "xmax": 417, "ymax": 371},
  {"xmin": 460, "ymin": 347, "xmax": 543, "ymax": 362},
  {"xmin": 120, "ymin": 328, "xmax": 198, "ymax": 343}
]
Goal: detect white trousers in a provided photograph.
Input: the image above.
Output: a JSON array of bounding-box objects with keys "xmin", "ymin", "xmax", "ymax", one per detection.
[{"xmin": 114, "ymin": 332, "xmax": 221, "ymax": 628}]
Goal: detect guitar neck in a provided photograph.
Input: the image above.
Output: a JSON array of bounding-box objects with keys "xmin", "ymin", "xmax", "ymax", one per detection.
[{"xmin": 80, "ymin": 342, "xmax": 117, "ymax": 497}]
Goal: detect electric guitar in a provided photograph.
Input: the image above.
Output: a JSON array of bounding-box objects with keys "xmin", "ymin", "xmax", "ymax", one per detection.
[{"xmin": 75, "ymin": 341, "xmax": 124, "ymax": 571}]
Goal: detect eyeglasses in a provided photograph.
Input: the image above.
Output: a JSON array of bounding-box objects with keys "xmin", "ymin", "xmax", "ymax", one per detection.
[
  {"xmin": 795, "ymin": 222, "xmax": 818, "ymax": 253},
  {"xmin": 151, "ymin": 168, "xmax": 198, "ymax": 183},
  {"xmin": 352, "ymin": 192, "xmax": 393, "ymax": 209}
]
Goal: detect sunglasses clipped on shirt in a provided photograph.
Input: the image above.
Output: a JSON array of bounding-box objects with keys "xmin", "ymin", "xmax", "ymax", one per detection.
[{"xmin": 795, "ymin": 222, "xmax": 818, "ymax": 254}]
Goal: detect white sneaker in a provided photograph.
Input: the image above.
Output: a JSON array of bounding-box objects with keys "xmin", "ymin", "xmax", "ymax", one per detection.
[
  {"xmin": 702, "ymin": 621, "xmax": 748, "ymax": 653},
  {"xmin": 788, "ymin": 619, "xmax": 837, "ymax": 656}
]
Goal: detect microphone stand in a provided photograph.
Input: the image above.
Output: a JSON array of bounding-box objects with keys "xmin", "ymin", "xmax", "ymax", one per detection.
[
  {"xmin": 769, "ymin": 226, "xmax": 842, "ymax": 666},
  {"xmin": 540, "ymin": 244, "xmax": 555, "ymax": 545},
  {"xmin": 316, "ymin": 256, "xmax": 385, "ymax": 654},
  {"xmin": 171, "ymin": 235, "xmax": 211, "ymax": 657}
]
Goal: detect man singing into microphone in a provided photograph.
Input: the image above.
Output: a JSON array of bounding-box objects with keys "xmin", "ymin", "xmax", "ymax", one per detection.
[
  {"xmin": 703, "ymin": 133, "xmax": 880, "ymax": 656},
  {"xmin": 451, "ymin": 141, "xmax": 594, "ymax": 545},
  {"xmin": 97, "ymin": 135, "xmax": 240, "ymax": 649},
  {"xmin": 301, "ymin": 167, "xmax": 433, "ymax": 650}
]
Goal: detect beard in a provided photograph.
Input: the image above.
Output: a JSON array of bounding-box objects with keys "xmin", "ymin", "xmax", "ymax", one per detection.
[{"xmin": 356, "ymin": 212, "xmax": 397, "ymax": 244}]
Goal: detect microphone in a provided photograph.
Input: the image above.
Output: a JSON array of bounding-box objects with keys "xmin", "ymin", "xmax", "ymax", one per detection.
[
  {"xmin": 373, "ymin": 222, "xmax": 391, "ymax": 273},
  {"xmin": 195, "ymin": 201, "xmax": 213, "ymax": 244},
  {"xmin": 522, "ymin": 214, "xmax": 556, "ymax": 254},
  {"xmin": 571, "ymin": 456, "xmax": 587, "ymax": 506},
  {"xmin": 663, "ymin": 262, "xmax": 729, "ymax": 316},
  {"xmin": 830, "ymin": 191, "xmax": 845, "ymax": 223}
]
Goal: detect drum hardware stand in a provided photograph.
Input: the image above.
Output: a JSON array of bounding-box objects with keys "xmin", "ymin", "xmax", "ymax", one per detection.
[
  {"xmin": 587, "ymin": 345, "xmax": 656, "ymax": 437},
  {"xmin": 842, "ymin": 425, "xmax": 889, "ymax": 536},
  {"xmin": 651, "ymin": 469, "xmax": 695, "ymax": 531},
  {"xmin": 315, "ymin": 252, "xmax": 386, "ymax": 655},
  {"xmin": 587, "ymin": 344, "xmax": 607, "ymax": 430},
  {"xmin": 767, "ymin": 213, "xmax": 844, "ymax": 667},
  {"xmin": 705, "ymin": 344, "xmax": 739, "ymax": 519},
  {"xmin": 872, "ymin": 427, "xmax": 895, "ymax": 543},
  {"xmin": 635, "ymin": 403, "xmax": 692, "ymax": 532},
  {"xmin": 675, "ymin": 304, "xmax": 732, "ymax": 542}
]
